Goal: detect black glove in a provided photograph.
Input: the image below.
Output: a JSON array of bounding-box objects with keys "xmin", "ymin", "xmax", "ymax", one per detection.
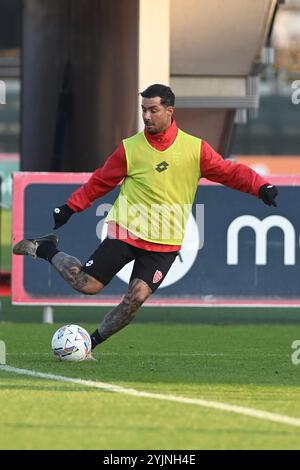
[
  {"xmin": 259, "ymin": 184, "xmax": 278, "ymax": 207},
  {"xmin": 53, "ymin": 204, "xmax": 75, "ymax": 229}
]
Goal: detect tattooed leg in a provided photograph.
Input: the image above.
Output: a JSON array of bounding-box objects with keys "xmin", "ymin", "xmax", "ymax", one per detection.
[
  {"xmin": 51, "ymin": 252, "xmax": 104, "ymax": 294},
  {"xmin": 96, "ymin": 278, "xmax": 152, "ymax": 341}
]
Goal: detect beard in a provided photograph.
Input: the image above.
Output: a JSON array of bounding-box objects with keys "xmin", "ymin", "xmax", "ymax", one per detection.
[
  {"xmin": 144, "ymin": 122, "xmax": 158, "ymax": 134},
  {"xmin": 146, "ymin": 128, "xmax": 157, "ymax": 135}
]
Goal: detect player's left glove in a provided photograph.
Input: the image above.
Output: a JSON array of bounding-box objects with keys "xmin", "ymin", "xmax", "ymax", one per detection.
[{"xmin": 259, "ymin": 184, "xmax": 278, "ymax": 207}]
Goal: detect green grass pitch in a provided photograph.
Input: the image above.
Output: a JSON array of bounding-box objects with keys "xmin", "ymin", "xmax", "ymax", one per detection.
[
  {"xmin": 2, "ymin": 209, "xmax": 300, "ymax": 449},
  {"xmin": 1, "ymin": 321, "xmax": 300, "ymax": 449}
]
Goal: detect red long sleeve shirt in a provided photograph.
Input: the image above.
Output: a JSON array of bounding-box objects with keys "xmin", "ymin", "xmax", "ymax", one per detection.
[{"xmin": 68, "ymin": 120, "xmax": 269, "ymax": 251}]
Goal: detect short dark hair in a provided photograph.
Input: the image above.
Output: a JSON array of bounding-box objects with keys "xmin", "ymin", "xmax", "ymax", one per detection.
[{"xmin": 140, "ymin": 84, "xmax": 175, "ymax": 107}]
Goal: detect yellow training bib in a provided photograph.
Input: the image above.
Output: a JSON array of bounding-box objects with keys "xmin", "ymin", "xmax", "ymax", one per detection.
[{"xmin": 106, "ymin": 129, "xmax": 201, "ymax": 245}]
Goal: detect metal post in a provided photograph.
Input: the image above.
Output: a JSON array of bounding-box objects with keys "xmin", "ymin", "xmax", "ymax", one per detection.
[
  {"xmin": 43, "ymin": 306, "xmax": 54, "ymax": 324},
  {"xmin": 0, "ymin": 340, "xmax": 6, "ymax": 365}
]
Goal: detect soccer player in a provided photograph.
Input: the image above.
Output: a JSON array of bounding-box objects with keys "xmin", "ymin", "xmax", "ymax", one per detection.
[{"xmin": 13, "ymin": 84, "xmax": 278, "ymax": 351}]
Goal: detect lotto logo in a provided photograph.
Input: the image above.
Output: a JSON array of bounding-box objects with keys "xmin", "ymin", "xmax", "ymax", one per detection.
[
  {"xmin": 155, "ymin": 161, "xmax": 169, "ymax": 173},
  {"xmin": 85, "ymin": 260, "xmax": 94, "ymax": 267}
]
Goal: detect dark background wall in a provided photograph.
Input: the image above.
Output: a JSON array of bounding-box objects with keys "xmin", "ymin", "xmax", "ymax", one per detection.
[
  {"xmin": 0, "ymin": 0, "xmax": 21, "ymax": 50},
  {"xmin": 22, "ymin": 0, "xmax": 139, "ymax": 171},
  {"xmin": 232, "ymin": 95, "xmax": 300, "ymax": 155}
]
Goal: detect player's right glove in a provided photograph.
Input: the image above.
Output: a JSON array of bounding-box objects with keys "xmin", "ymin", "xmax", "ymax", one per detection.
[
  {"xmin": 259, "ymin": 184, "xmax": 278, "ymax": 207},
  {"xmin": 53, "ymin": 204, "xmax": 75, "ymax": 229}
]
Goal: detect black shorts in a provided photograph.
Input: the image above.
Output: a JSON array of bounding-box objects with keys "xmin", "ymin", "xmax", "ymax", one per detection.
[{"xmin": 81, "ymin": 238, "xmax": 178, "ymax": 292}]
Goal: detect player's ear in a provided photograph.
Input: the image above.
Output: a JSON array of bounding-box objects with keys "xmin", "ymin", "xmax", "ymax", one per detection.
[{"xmin": 167, "ymin": 106, "xmax": 174, "ymax": 117}]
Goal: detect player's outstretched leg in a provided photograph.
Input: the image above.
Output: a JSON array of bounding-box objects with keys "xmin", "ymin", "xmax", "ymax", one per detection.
[
  {"xmin": 90, "ymin": 278, "xmax": 152, "ymax": 350},
  {"xmin": 13, "ymin": 234, "xmax": 104, "ymax": 295}
]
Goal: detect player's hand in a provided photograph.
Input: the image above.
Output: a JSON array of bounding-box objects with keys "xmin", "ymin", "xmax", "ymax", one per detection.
[
  {"xmin": 259, "ymin": 184, "xmax": 278, "ymax": 207},
  {"xmin": 53, "ymin": 204, "xmax": 75, "ymax": 229}
]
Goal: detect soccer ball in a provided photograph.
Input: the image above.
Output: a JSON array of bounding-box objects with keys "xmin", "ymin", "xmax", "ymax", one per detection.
[{"xmin": 51, "ymin": 324, "xmax": 91, "ymax": 362}]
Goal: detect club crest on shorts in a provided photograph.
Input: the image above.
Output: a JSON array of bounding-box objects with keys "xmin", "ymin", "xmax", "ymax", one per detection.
[{"xmin": 153, "ymin": 270, "xmax": 163, "ymax": 284}]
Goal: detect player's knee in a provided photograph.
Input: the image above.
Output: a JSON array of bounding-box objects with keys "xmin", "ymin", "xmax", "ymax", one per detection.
[
  {"xmin": 122, "ymin": 297, "xmax": 144, "ymax": 316},
  {"xmin": 74, "ymin": 276, "xmax": 104, "ymax": 295},
  {"xmin": 124, "ymin": 279, "xmax": 152, "ymax": 312},
  {"xmin": 127, "ymin": 296, "xmax": 145, "ymax": 311},
  {"xmin": 80, "ymin": 285, "xmax": 101, "ymax": 295}
]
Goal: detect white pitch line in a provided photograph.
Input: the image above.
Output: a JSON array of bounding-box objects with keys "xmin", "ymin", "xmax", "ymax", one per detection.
[{"xmin": 1, "ymin": 364, "xmax": 300, "ymax": 428}]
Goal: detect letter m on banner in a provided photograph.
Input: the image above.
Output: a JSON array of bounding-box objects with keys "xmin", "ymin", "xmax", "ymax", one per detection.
[{"xmin": 227, "ymin": 215, "xmax": 295, "ymax": 265}]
